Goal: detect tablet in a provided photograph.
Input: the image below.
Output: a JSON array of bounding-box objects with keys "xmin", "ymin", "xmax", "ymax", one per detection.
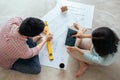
[{"xmin": 65, "ymin": 28, "xmax": 77, "ymax": 46}]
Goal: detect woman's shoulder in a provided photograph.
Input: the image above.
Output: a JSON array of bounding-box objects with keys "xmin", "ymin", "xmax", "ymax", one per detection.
[
  {"xmin": 90, "ymin": 46, "xmax": 100, "ymax": 56},
  {"xmin": 116, "ymin": 41, "xmax": 120, "ymax": 53}
]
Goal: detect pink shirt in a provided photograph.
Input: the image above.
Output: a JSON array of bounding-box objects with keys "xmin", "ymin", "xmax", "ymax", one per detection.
[{"xmin": 0, "ymin": 17, "xmax": 39, "ymax": 69}]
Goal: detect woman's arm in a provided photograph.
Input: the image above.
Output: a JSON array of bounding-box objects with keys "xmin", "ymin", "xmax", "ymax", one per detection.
[
  {"xmin": 67, "ymin": 46, "xmax": 84, "ymax": 55},
  {"xmin": 67, "ymin": 46, "xmax": 103, "ymax": 64},
  {"xmin": 72, "ymin": 33, "xmax": 92, "ymax": 39},
  {"xmin": 81, "ymin": 34, "xmax": 92, "ymax": 38}
]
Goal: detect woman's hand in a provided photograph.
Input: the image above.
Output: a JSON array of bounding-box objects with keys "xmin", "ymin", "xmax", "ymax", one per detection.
[
  {"xmin": 67, "ymin": 46, "xmax": 79, "ymax": 52},
  {"xmin": 67, "ymin": 46, "xmax": 84, "ymax": 55},
  {"xmin": 72, "ymin": 33, "xmax": 83, "ymax": 38}
]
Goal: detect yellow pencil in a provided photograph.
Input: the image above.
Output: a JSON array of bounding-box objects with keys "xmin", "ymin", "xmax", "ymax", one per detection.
[{"xmin": 44, "ymin": 21, "xmax": 54, "ymax": 60}]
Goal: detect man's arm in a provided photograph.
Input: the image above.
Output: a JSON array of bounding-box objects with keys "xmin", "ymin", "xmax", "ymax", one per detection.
[
  {"xmin": 36, "ymin": 33, "xmax": 53, "ymax": 50},
  {"xmin": 18, "ymin": 34, "xmax": 53, "ymax": 59}
]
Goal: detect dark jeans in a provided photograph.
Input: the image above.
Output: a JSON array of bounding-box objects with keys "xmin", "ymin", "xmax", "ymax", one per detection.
[{"xmin": 11, "ymin": 38, "xmax": 41, "ymax": 74}]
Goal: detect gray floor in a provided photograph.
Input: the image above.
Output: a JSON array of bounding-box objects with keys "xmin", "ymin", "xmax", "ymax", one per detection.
[{"xmin": 0, "ymin": 0, "xmax": 120, "ymax": 80}]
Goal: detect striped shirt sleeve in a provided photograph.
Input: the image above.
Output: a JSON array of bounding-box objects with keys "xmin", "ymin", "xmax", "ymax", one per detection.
[
  {"xmin": 11, "ymin": 38, "xmax": 39, "ymax": 59},
  {"xmin": 20, "ymin": 47, "xmax": 39, "ymax": 59},
  {"xmin": 8, "ymin": 17, "xmax": 22, "ymax": 26}
]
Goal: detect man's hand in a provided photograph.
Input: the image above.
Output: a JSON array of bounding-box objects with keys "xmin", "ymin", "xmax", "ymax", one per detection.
[
  {"xmin": 36, "ymin": 33, "xmax": 53, "ymax": 51},
  {"xmin": 45, "ymin": 33, "xmax": 53, "ymax": 41}
]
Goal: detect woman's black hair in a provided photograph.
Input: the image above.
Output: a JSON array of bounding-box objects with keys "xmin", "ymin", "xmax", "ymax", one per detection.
[
  {"xmin": 92, "ymin": 27, "xmax": 119, "ymax": 57},
  {"xmin": 19, "ymin": 17, "xmax": 45, "ymax": 37}
]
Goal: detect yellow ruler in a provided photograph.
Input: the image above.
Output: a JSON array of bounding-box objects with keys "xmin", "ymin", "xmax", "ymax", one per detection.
[{"xmin": 44, "ymin": 21, "xmax": 54, "ymax": 60}]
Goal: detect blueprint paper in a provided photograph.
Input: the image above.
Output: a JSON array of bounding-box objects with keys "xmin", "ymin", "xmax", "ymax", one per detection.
[{"xmin": 39, "ymin": 0, "xmax": 94, "ymax": 70}]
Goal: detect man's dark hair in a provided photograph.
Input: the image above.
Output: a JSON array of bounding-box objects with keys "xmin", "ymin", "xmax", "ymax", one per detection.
[
  {"xmin": 92, "ymin": 27, "xmax": 119, "ymax": 57},
  {"xmin": 19, "ymin": 17, "xmax": 45, "ymax": 37}
]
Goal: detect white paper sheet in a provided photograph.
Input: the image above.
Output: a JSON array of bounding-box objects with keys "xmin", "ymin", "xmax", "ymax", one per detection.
[
  {"xmin": 56, "ymin": 0, "xmax": 95, "ymax": 28},
  {"xmin": 39, "ymin": 0, "xmax": 94, "ymax": 70}
]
